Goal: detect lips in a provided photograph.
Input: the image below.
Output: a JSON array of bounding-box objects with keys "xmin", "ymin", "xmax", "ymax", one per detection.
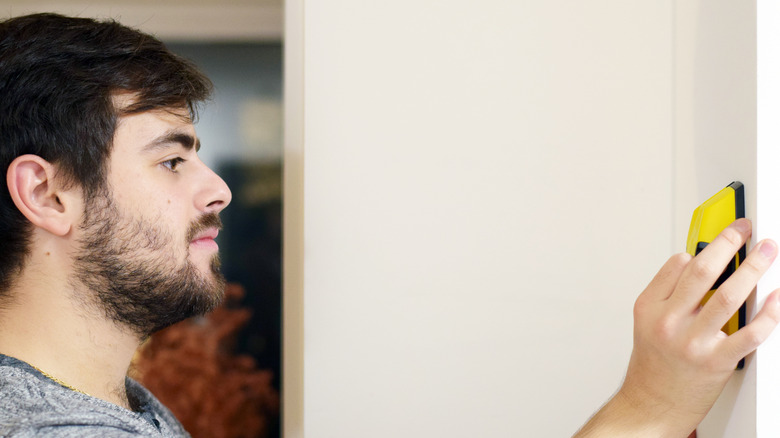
[
  {"xmin": 187, "ymin": 214, "xmax": 223, "ymax": 251},
  {"xmin": 190, "ymin": 228, "xmax": 219, "ymax": 249},
  {"xmin": 191, "ymin": 228, "xmax": 219, "ymax": 242}
]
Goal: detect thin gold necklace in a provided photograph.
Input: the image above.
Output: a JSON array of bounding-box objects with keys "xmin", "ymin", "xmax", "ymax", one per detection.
[{"xmin": 29, "ymin": 364, "xmax": 92, "ymax": 397}]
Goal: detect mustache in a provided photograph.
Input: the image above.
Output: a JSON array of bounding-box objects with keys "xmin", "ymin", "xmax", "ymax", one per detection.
[{"xmin": 186, "ymin": 213, "xmax": 223, "ymax": 243}]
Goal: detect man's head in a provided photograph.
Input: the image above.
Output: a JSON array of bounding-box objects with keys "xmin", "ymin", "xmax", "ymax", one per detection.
[{"xmin": 0, "ymin": 13, "xmax": 231, "ymax": 336}]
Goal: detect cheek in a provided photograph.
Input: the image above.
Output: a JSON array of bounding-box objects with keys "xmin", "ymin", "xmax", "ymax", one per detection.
[
  {"xmin": 107, "ymin": 175, "xmax": 158, "ymax": 212},
  {"xmin": 159, "ymin": 198, "xmax": 187, "ymax": 220},
  {"xmin": 109, "ymin": 171, "xmax": 190, "ymax": 230}
]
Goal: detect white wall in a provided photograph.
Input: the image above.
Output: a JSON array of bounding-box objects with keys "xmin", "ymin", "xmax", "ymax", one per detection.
[
  {"xmin": 674, "ymin": 2, "xmax": 758, "ymax": 436},
  {"xmin": 755, "ymin": 0, "xmax": 780, "ymax": 436},
  {"xmin": 285, "ymin": 1, "xmax": 674, "ymax": 437}
]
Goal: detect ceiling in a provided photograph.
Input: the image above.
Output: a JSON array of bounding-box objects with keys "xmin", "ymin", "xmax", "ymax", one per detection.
[{"xmin": 0, "ymin": 0, "xmax": 283, "ymax": 41}]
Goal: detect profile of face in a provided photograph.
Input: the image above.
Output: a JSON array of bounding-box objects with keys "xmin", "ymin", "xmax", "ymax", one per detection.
[{"xmin": 71, "ymin": 106, "xmax": 232, "ymax": 337}]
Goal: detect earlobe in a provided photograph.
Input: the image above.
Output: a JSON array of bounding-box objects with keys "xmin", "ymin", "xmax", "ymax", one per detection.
[{"xmin": 7, "ymin": 155, "xmax": 74, "ymax": 236}]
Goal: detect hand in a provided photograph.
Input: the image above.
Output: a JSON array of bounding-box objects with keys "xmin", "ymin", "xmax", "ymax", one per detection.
[{"xmin": 574, "ymin": 219, "xmax": 780, "ymax": 437}]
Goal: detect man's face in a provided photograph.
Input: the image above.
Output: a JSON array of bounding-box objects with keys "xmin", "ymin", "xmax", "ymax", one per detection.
[{"xmin": 72, "ymin": 107, "xmax": 232, "ymax": 336}]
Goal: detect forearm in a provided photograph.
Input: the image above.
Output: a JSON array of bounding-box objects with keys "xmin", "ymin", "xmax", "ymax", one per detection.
[{"xmin": 573, "ymin": 389, "xmax": 695, "ymax": 438}]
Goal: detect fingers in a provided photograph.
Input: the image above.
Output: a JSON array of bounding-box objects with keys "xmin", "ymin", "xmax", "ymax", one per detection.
[
  {"xmin": 696, "ymin": 239, "xmax": 778, "ymax": 334},
  {"xmin": 724, "ymin": 288, "xmax": 780, "ymax": 362},
  {"xmin": 636, "ymin": 253, "xmax": 692, "ymax": 304},
  {"xmin": 671, "ymin": 219, "xmax": 752, "ymax": 310}
]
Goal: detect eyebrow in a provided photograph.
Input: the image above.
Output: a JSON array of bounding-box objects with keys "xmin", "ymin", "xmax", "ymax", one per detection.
[{"xmin": 142, "ymin": 130, "xmax": 201, "ymax": 153}]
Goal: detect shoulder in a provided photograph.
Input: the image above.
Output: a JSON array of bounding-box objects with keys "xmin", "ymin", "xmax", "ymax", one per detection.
[
  {"xmin": 0, "ymin": 356, "xmax": 182, "ymax": 437},
  {"xmin": 1, "ymin": 420, "xmax": 147, "ymax": 438},
  {"xmin": 125, "ymin": 378, "xmax": 190, "ymax": 437}
]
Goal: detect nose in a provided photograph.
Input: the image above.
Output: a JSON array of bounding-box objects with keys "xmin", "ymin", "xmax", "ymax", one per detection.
[{"xmin": 194, "ymin": 163, "xmax": 232, "ymax": 214}]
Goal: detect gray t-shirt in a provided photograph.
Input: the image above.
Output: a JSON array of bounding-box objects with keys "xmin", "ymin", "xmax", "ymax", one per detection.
[{"xmin": 0, "ymin": 354, "xmax": 190, "ymax": 437}]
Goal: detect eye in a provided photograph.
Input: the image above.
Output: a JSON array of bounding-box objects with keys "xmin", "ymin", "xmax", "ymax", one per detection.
[{"xmin": 161, "ymin": 157, "xmax": 186, "ymax": 173}]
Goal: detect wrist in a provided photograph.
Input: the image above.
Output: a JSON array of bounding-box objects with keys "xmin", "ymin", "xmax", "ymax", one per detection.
[
  {"xmin": 612, "ymin": 383, "xmax": 699, "ymax": 437},
  {"xmin": 574, "ymin": 389, "xmax": 694, "ymax": 438}
]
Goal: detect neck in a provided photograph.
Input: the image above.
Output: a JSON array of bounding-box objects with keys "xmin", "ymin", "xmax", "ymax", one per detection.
[{"xmin": 0, "ymin": 275, "xmax": 140, "ymax": 410}]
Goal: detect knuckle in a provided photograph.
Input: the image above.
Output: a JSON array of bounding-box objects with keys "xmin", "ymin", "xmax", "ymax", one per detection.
[
  {"xmin": 738, "ymin": 259, "xmax": 763, "ymax": 278},
  {"xmin": 769, "ymin": 303, "xmax": 780, "ymax": 324},
  {"xmin": 633, "ymin": 297, "xmax": 646, "ymax": 318},
  {"xmin": 670, "ymin": 252, "xmax": 693, "ymax": 270},
  {"xmin": 690, "ymin": 258, "xmax": 718, "ymax": 281},
  {"xmin": 731, "ymin": 328, "xmax": 762, "ymax": 358},
  {"xmin": 652, "ymin": 315, "xmax": 677, "ymax": 343},
  {"xmin": 681, "ymin": 339, "xmax": 705, "ymax": 363},
  {"xmin": 720, "ymin": 228, "xmax": 744, "ymax": 247},
  {"xmin": 680, "ymin": 339, "xmax": 724, "ymax": 372},
  {"xmin": 745, "ymin": 330, "xmax": 764, "ymax": 349},
  {"xmin": 633, "ymin": 295, "xmax": 656, "ymax": 321},
  {"xmin": 715, "ymin": 289, "xmax": 738, "ymax": 310}
]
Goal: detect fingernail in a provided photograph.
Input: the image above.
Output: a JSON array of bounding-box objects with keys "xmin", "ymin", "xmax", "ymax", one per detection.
[{"xmin": 760, "ymin": 240, "xmax": 778, "ymax": 259}]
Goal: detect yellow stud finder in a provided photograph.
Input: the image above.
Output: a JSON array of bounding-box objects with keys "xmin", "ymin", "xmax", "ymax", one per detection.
[{"xmin": 685, "ymin": 181, "xmax": 746, "ymax": 368}]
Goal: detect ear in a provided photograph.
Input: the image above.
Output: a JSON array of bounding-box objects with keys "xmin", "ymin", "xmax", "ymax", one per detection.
[{"xmin": 6, "ymin": 155, "xmax": 79, "ymax": 237}]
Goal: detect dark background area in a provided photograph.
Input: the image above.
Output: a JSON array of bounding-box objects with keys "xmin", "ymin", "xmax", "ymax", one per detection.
[{"xmin": 166, "ymin": 42, "xmax": 283, "ymax": 438}]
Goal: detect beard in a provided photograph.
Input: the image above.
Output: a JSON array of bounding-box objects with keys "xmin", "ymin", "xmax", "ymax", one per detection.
[{"xmin": 71, "ymin": 189, "xmax": 226, "ymax": 338}]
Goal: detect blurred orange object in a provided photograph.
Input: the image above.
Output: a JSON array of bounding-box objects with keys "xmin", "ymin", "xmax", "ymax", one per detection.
[{"xmin": 134, "ymin": 283, "xmax": 279, "ymax": 438}]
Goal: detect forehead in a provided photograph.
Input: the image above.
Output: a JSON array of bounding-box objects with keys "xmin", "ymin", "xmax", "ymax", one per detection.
[{"xmin": 112, "ymin": 107, "xmax": 197, "ymax": 155}]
